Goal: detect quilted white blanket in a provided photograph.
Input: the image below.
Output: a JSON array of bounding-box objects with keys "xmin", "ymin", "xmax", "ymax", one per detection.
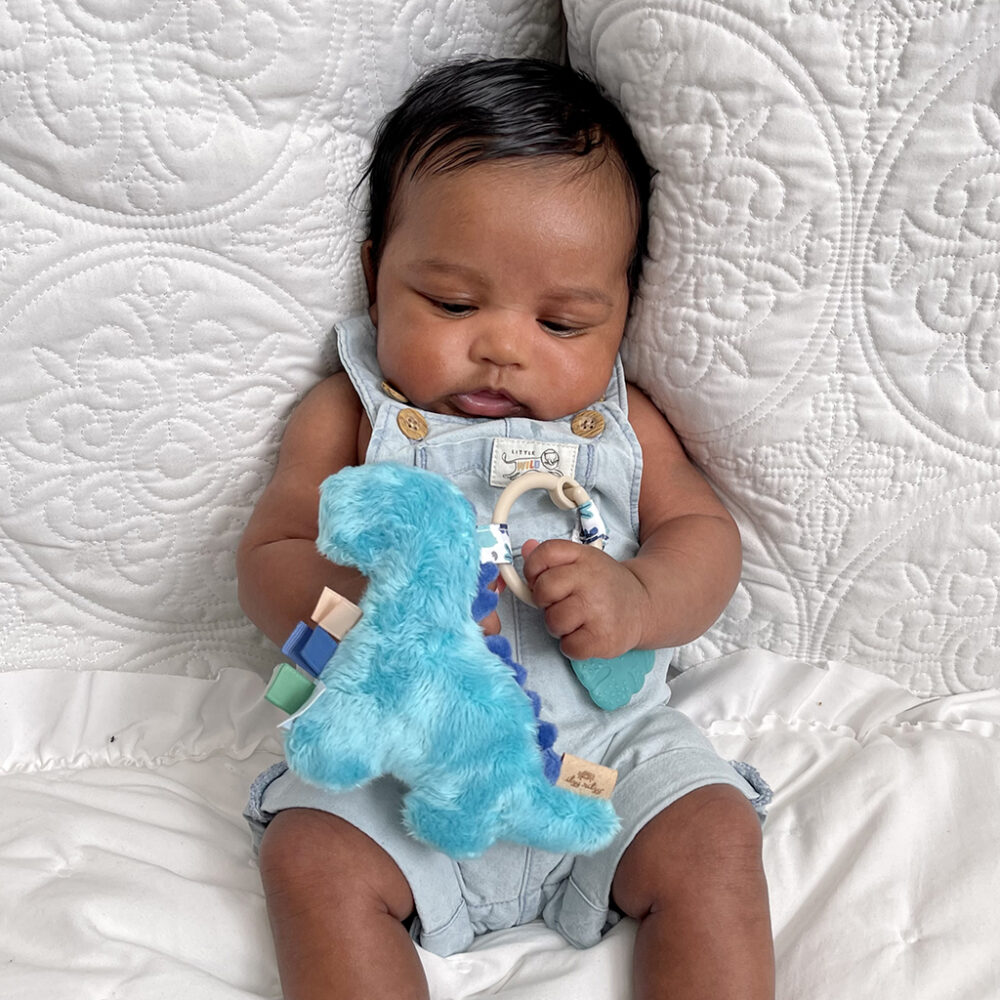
[{"xmin": 2, "ymin": 1, "xmax": 999, "ymax": 998}]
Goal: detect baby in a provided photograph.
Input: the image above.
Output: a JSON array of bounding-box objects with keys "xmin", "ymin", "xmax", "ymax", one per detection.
[{"xmin": 239, "ymin": 58, "xmax": 774, "ymax": 1000}]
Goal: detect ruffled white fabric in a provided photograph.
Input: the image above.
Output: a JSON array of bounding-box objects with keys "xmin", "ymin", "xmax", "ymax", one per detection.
[
  {"xmin": 0, "ymin": 668, "xmax": 281, "ymax": 772},
  {"xmin": 674, "ymin": 655, "xmax": 1000, "ymax": 1000},
  {"xmin": 2, "ymin": 656, "xmax": 997, "ymax": 1000}
]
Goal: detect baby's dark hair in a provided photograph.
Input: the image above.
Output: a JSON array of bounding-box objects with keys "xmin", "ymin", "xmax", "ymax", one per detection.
[{"xmin": 361, "ymin": 57, "xmax": 651, "ymax": 296}]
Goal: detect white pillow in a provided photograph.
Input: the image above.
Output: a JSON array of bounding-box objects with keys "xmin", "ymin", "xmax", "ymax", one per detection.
[
  {"xmin": 565, "ymin": 0, "xmax": 1000, "ymax": 695},
  {"xmin": 0, "ymin": 1, "xmax": 562, "ymax": 678}
]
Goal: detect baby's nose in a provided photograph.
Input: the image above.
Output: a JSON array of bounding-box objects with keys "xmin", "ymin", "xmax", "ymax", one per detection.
[{"xmin": 472, "ymin": 315, "xmax": 527, "ymax": 367}]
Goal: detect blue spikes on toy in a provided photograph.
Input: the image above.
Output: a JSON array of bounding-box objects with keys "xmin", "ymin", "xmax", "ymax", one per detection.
[
  {"xmin": 471, "ymin": 562, "xmax": 500, "ymax": 623},
  {"xmin": 473, "ymin": 562, "xmax": 562, "ymax": 783}
]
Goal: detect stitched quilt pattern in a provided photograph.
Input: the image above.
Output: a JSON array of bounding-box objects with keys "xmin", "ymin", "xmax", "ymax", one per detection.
[
  {"xmin": 0, "ymin": 0, "xmax": 563, "ymax": 677},
  {"xmin": 566, "ymin": 0, "xmax": 1000, "ymax": 695}
]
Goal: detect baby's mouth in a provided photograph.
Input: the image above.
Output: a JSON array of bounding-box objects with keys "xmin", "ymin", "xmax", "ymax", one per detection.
[{"xmin": 451, "ymin": 389, "xmax": 524, "ymax": 418}]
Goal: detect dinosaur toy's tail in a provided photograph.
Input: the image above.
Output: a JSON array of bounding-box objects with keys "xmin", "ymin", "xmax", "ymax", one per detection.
[
  {"xmin": 402, "ymin": 773, "xmax": 619, "ymax": 859},
  {"xmin": 506, "ymin": 777, "xmax": 620, "ymax": 856}
]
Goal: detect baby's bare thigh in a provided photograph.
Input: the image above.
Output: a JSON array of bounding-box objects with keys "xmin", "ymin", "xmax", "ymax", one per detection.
[
  {"xmin": 611, "ymin": 784, "xmax": 765, "ymax": 918},
  {"xmin": 259, "ymin": 807, "xmax": 416, "ymax": 921}
]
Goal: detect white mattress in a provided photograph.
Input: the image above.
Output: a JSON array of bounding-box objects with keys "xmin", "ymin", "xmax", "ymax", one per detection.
[
  {"xmin": 3, "ymin": 0, "xmax": 1000, "ymax": 997},
  {"xmin": 2, "ymin": 656, "xmax": 998, "ymax": 999}
]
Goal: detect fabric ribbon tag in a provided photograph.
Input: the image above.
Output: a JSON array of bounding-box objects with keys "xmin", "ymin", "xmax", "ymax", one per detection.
[
  {"xmin": 277, "ymin": 679, "xmax": 327, "ymax": 730},
  {"xmin": 477, "ymin": 523, "xmax": 513, "ymax": 564},
  {"xmin": 576, "ymin": 498, "xmax": 609, "ymax": 547}
]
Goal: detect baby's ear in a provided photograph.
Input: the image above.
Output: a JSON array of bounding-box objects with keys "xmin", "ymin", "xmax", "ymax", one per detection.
[{"xmin": 361, "ymin": 240, "xmax": 378, "ymax": 325}]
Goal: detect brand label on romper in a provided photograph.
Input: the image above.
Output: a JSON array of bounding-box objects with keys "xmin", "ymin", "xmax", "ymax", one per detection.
[
  {"xmin": 556, "ymin": 753, "xmax": 618, "ymax": 800},
  {"xmin": 489, "ymin": 438, "xmax": 579, "ymax": 488}
]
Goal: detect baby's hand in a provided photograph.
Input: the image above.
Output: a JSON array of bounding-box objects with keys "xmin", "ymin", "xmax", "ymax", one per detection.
[
  {"xmin": 521, "ymin": 539, "xmax": 649, "ymax": 661},
  {"xmin": 477, "ymin": 574, "xmax": 503, "ymax": 636}
]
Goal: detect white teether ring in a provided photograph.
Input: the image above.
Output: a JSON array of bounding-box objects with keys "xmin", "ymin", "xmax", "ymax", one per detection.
[{"xmin": 491, "ymin": 472, "xmax": 604, "ymax": 606}]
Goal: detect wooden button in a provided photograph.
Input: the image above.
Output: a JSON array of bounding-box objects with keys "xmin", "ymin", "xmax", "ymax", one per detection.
[
  {"xmin": 570, "ymin": 409, "xmax": 605, "ymax": 438},
  {"xmin": 381, "ymin": 380, "xmax": 409, "ymax": 403},
  {"xmin": 397, "ymin": 408, "xmax": 428, "ymax": 440}
]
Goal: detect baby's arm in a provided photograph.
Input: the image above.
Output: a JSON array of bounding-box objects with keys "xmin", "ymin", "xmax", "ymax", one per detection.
[
  {"xmin": 522, "ymin": 384, "xmax": 741, "ymax": 660},
  {"xmin": 236, "ymin": 372, "xmax": 368, "ymax": 647}
]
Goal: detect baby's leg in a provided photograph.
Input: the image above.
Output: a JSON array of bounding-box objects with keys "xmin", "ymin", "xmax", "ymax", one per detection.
[
  {"xmin": 258, "ymin": 808, "xmax": 428, "ymax": 1000},
  {"xmin": 612, "ymin": 784, "xmax": 774, "ymax": 1000}
]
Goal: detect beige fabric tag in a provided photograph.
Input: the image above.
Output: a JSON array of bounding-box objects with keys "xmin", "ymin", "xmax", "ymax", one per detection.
[
  {"xmin": 556, "ymin": 753, "xmax": 618, "ymax": 800},
  {"xmin": 311, "ymin": 587, "xmax": 363, "ymax": 640}
]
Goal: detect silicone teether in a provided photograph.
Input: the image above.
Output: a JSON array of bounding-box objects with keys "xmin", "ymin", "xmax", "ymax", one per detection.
[
  {"xmin": 491, "ymin": 472, "xmax": 603, "ymax": 606},
  {"xmin": 490, "ymin": 472, "xmax": 655, "ymax": 710}
]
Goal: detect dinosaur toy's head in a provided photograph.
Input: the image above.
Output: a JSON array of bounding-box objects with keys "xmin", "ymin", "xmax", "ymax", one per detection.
[{"xmin": 317, "ymin": 462, "xmax": 480, "ymax": 604}]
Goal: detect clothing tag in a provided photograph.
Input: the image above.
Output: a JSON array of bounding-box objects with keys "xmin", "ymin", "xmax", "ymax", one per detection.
[
  {"xmin": 477, "ymin": 523, "xmax": 513, "ymax": 564},
  {"xmin": 489, "ymin": 438, "xmax": 579, "ymax": 488},
  {"xmin": 556, "ymin": 753, "xmax": 618, "ymax": 800}
]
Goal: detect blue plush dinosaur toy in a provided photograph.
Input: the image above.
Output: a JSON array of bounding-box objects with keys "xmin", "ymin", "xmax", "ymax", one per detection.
[{"xmin": 283, "ymin": 462, "xmax": 620, "ymax": 859}]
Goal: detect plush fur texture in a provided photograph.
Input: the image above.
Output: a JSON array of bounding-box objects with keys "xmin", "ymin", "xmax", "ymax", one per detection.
[{"xmin": 284, "ymin": 462, "xmax": 620, "ymax": 859}]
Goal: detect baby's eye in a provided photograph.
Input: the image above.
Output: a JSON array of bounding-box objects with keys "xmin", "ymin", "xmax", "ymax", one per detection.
[
  {"xmin": 540, "ymin": 319, "xmax": 584, "ymax": 337},
  {"xmin": 431, "ymin": 299, "xmax": 475, "ymax": 317}
]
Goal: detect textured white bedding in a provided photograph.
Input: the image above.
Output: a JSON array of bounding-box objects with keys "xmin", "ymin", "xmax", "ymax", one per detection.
[
  {"xmin": 567, "ymin": 0, "xmax": 1000, "ymax": 695},
  {"xmin": 3, "ymin": 657, "xmax": 998, "ymax": 999},
  {"xmin": 2, "ymin": 0, "xmax": 999, "ymax": 997}
]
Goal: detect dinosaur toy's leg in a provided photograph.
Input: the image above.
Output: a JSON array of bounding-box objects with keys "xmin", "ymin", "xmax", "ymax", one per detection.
[{"xmin": 402, "ymin": 787, "xmax": 501, "ymax": 860}]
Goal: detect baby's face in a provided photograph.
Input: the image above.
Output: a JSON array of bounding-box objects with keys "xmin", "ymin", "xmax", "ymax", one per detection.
[{"xmin": 364, "ymin": 154, "xmax": 635, "ymax": 421}]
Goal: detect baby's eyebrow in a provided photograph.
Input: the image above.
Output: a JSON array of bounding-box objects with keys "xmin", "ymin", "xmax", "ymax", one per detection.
[
  {"xmin": 543, "ymin": 287, "xmax": 614, "ymax": 308},
  {"xmin": 412, "ymin": 258, "xmax": 482, "ymax": 281},
  {"xmin": 412, "ymin": 258, "xmax": 614, "ymax": 308}
]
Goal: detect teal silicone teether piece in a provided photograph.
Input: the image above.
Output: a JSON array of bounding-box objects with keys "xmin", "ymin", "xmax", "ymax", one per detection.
[{"xmin": 569, "ymin": 648, "xmax": 656, "ymax": 711}]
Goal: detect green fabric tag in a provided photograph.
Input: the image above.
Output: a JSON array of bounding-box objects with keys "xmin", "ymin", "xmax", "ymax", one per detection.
[{"xmin": 265, "ymin": 662, "xmax": 317, "ymax": 715}]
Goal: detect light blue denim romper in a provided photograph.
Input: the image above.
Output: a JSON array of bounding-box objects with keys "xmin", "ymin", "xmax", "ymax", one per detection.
[{"xmin": 246, "ymin": 314, "xmax": 769, "ymax": 956}]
